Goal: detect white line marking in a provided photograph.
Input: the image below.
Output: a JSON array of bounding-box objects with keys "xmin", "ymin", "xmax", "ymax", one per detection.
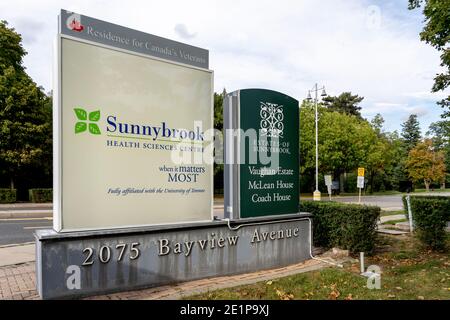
[
  {"xmin": 23, "ymin": 226, "xmax": 52, "ymax": 230},
  {"xmin": 0, "ymin": 217, "xmax": 53, "ymax": 221}
]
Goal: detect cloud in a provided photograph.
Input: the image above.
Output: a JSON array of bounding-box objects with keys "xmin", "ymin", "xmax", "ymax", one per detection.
[
  {"xmin": 15, "ymin": 19, "xmax": 45, "ymax": 44},
  {"xmin": 174, "ymin": 23, "xmax": 197, "ymax": 40},
  {"xmin": 0, "ymin": 0, "xmax": 444, "ymax": 133}
]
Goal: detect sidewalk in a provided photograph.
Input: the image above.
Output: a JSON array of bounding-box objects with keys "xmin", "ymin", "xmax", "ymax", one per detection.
[
  {"xmin": 0, "ymin": 244, "xmax": 35, "ymax": 267},
  {"xmin": 0, "ymin": 203, "xmax": 52, "ymax": 219}
]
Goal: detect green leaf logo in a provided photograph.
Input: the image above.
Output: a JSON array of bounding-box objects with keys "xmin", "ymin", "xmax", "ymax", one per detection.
[
  {"xmin": 75, "ymin": 122, "xmax": 87, "ymax": 133},
  {"xmin": 89, "ymin": 123, "xmax": 101, "ymax": 135},
  {"xmin": 74, "ymin": 108, "xmax": 87, "ymax": 121},
  {"xmin": 89, "ymin": 110, "xmax": 101, "ymax": 121},
  {"xmin": 74, "ymin": 108, "xmax": 101, "ymax": 135}
]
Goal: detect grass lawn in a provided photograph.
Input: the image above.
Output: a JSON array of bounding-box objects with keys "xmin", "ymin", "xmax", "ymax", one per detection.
[
  {"xmin": 186, "ymin": 234, "xmax": 450, "ymax": 300},
  {"xmin": 412, "ymin": 188, "xmax": 450, "ymax": 193},
  {"xmin": 380, "ymin": 210, "xmax": 406, "ymax": 217}
]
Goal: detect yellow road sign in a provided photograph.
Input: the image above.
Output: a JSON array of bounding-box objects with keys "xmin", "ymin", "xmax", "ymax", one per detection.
[{"xmin": 358, "ymin": 167, "xmax": 365, "ymax": 177}]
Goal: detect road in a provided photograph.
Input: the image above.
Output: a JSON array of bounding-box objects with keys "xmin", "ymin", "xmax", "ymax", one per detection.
[
  {"xmin": 330, "ymin": 195, "xmax": 404, "ymax": 211},
  {"xmin": 1, "ymin": 193, "xmax": 448, "ymax": 246},
  {"xmin": 0, "ymin": 218, "xmax": 52, "ymax": 246}
]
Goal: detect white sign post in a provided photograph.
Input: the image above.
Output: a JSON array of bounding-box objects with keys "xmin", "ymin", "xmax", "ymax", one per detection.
[
  {"xmin": 357, "ymin": 168, "xmax": 365, "ymax": 204},
  {"xmin": 324, "ymin": 175, "xmax": 332, "ymax": 200}
]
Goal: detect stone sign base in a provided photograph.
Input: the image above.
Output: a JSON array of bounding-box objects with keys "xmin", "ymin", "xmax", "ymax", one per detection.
[{"xmin": 35, "ymin": 214, "xmax": 312, "ymax": 299}]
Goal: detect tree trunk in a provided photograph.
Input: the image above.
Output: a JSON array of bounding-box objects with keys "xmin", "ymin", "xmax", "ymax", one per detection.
[
  {"xmin": 424, "ymin": 180, "xmax": 430, "ymax": 192},
  {"xmin": 370, "ymin": 170, "xmax": 374, "ymax": 194},
  {"xmin": 10, "ymin": 177, "xmax": 14, "ymax": 190},
  {"xmin": 441, "ymin": 182, "xmax": 445, "ymax": 189}
]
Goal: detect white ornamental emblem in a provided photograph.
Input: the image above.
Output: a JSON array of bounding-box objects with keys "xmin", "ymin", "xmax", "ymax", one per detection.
[{"xmin": 260, "ymin": 102, "xmax": 284, "ymax": 138}]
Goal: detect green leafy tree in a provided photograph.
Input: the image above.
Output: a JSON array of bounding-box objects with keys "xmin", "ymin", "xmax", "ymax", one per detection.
[
  {"xmin": 213, "ymin": 89, "xmax": 226, "ymax": 192},
  {"xmin": 0, "ymin": 20, "xmax": 52, "ymax": 189},
  {"xmin": 371, "ymin": 113, "xmax": 385, "ymax": 136},
  {"xmin": 300, "ymin": 101, "xmax": 377, "ymax": 192},
  {"xmin": 384, "ymin": 130, "xmax": 408, "ymax": 190},
  {"xmin": 427, "ymin": 120, "xmax": 450, "ymax": 150},
  {"xmin": 401, "ymin": 114, "xmax": 421, "ymax": 152},
  {"xmin": 322, "ymin": 92, "xmax": 364, "ymax": 118},
  {"xmin": 427, "ymin": 120, "xmax": 450, "ymax": 186},
  {"xmin": 408, "ymin": 0, "xmax": 450, "ymax": 116}
]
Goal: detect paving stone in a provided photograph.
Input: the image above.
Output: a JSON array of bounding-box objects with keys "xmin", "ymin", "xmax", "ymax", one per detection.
[{"xmin": 0, "ymin": 254, "xmax": 343, "ymax": 300}]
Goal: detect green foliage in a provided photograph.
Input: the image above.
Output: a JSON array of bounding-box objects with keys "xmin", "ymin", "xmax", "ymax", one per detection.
[
  {"xmin": 213, "ymin": 89, "xmax": 226, "ymax": 191},
  {"xmin": 0, "ymin": 20, "xmax": 52, "ymax": 190},
  {"xmin": 370, "ymin": 113, "xmax": 385, "ymax": 136},
  {"xmin": 408, "ymin": 0, "xmax": 450, "ymax": 115},
  {"xmin": 28, "ymin": 188, "xmax": 52, "ymax": 203},
  {"xmin": 322, "ymin": 92, "xmax": 364, "ymax": 118},
  {"xmin": 0, "ymin": 21, "xmax": 26, "ymax": 71},
  {"xmin": 300, "ymin": 201, "xmax": 380, "ymax": 253},
  {"xmin": 406, "ymin": 195, "xmax": 450, "ymax": 251},
  {"xmin": 401, "ymin": 114, "xmax": 421, "ymax": 152},
  {"xmin": 0, "ymin": 188, "xmax": 16, "ymax": 203},
  {"xmin": 300, "ymin": 101, "xmax": 376, "ymax": 175},
  {"xmin": 427, "ymin": 120, "xmax": 450, "ymax": 174},
  {"xmin": 299, "ymin": 101, "xmax": 401, "ymax": 193}
]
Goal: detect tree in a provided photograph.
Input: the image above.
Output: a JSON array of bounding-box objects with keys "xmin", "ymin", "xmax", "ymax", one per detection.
[
  {"xmin": 322, "ymin": 92, "xmax": 364, "ymax": 118},
  {"xmin": 213, "ymin": 88, "xmax": 226, "ymax": 131},
  {"xmin": 384, "ymin": 130, "xmax": 408, "ymax": 190},
  {"xmin": 406, "ymin": 139, "xmax": 446, "ymax": 191},
  {"xmin": 427, "ymin": 120, "xmax": 450, "ymax": 186},
  {"xmin": 427, "ymin": 120, "xmax": 450, "ymax": 150},
  {"xmin": 0, "ymin": 21, "xmax": 52, "ymax": 190},
  {"xmin": 401, "ymin": 114, "xmax": 421, "ymax": 152},
  {"xmin": 371, "ymin": 113, "xmax": 385, "ymax": 137},
  {"xmin": 299, "ymin": 101, "xmax": 378, "ymax": 192},
  {"xmin": 213, "ymin": 89, "xmax": 226, "ymax": 190},
  {"xmin": 408, "ymin": 0, "xmax": 450, "ymax": 116}
]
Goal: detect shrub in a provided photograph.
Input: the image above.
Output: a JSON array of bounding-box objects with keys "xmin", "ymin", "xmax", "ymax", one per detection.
[
  {"xmin": 0, "ymin": 189, "xmax": 17, "ymax": 203},
  {"xmin": 300, "ymin": 201, "xmax": 380, "ymax": 253},
  {"xmin": 405, "ymin": 195, "xmax": 450, "ymax": 251},
  {"xmin": 29, "ymin": 188, "xmax": 53, "ymax": 203}
]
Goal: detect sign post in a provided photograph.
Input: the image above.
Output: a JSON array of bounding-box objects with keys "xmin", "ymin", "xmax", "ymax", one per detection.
[
  {"xmin": 324, "ymin": 175, "xmax": 332, "ymax": 200},
  {"xmin": 357, "ymin": 167, "xmax": 365, "ymax": 204}
]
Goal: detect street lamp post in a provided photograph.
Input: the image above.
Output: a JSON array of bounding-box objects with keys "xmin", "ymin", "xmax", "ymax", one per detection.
[{"xmin": 306, "ymin": 83, "xmax": 327, "ymax": 201}]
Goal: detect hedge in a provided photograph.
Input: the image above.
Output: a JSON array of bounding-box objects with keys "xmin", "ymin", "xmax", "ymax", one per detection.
[
  {"xmin": 403, "ymin": 195, "xmax": 450, "ymax": 251},
  {"xmin": 300, "ymin": 201, "xmax": 380, "ymax": 253},
  {"xmin": 0, "ymin": 189, "xmax": 17, "ymax": 203},
  {"xmin": 29, "ymin": 188, "xmax": 53, "ymax": 203}
]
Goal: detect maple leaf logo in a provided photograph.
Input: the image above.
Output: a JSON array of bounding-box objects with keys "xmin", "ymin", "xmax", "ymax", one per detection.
[{"xmin": 66, "ymin": 13, "xmax": 84, "ymax": 32}]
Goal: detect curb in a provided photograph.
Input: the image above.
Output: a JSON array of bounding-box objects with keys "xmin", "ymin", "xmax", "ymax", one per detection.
[
  {"xmin": 0, "ymin": 242, "xmax": 35, "ymax": 249},
  {"xmin": 0, "ymin": 210, "xmax": 53, "ymax": 219}
]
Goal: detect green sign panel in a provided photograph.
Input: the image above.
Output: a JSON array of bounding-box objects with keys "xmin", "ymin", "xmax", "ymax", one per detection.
[{"xmin": 224, "ymin": 89, "xmax": 300, "ymax": 219}]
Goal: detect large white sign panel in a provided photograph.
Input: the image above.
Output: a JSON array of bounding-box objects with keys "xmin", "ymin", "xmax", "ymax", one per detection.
[{"xmin": 55, "ymin": 25, "xmax": 213, "ymax": 231}]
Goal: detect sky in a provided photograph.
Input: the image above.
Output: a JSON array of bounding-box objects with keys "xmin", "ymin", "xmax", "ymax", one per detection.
[{"xmin": 0, "ymin": 0, "xmax": 448, "ymax": 134}]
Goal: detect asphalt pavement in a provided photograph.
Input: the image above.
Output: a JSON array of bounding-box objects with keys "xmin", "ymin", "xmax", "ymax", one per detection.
[
  {"xmin": 330, "ymin": 195, "xmax": 404, "ymax": 210},
  {"xmin": 0, "ymin": 218, "xmax": 52, "ymax": 246},
  {"xmin": 1, "ymin": 192, "xmax": 449, "ymax": 246}
]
